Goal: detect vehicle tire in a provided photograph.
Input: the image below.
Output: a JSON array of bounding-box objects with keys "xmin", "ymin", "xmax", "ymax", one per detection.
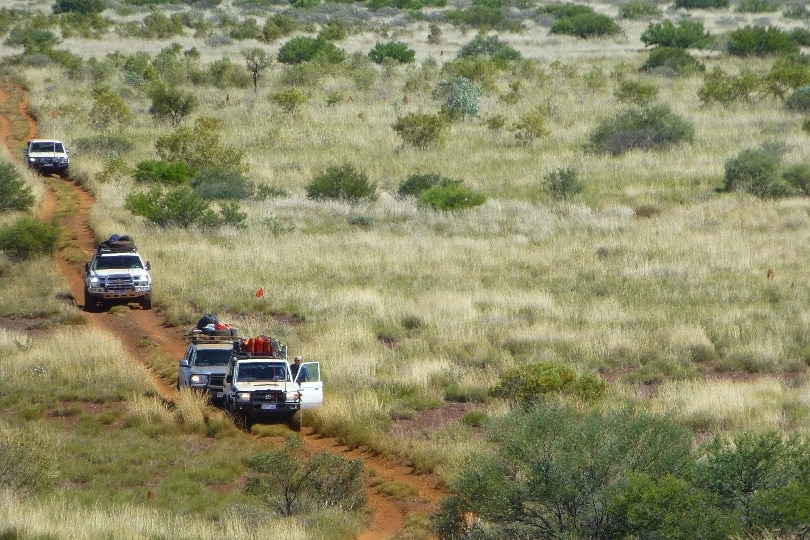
[
  {"xmin": 140, "ymin": 294, "xmax": 152, "ymax": 310},
  {"xmin": 242, "ymin": 414, "xmax": 253, "ymax": 432},
  {"xmin": 287, "ymin": 411, "xmax": 302, "ymax": 432},
  {"xmin": 84, "ymin": 288, "xmax": 98, "ymax": 312}
]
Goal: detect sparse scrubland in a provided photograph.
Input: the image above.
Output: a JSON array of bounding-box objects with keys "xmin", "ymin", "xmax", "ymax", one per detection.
[{"xmin": 2, "ymin": 0, "xmax": 810, "ymax": 537}]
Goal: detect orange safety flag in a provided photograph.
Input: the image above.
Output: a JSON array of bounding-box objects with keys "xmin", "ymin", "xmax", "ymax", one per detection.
[
  {"xmin": 255, "ymin": 287, "xmax": 264, "ymax": 298},
  {"xmin": 50, "ymin": 111, "xmax": 56, "ymax": 119}
]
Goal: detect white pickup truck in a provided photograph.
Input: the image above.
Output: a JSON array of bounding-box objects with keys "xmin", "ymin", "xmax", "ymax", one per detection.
[
  {"xmin": 222, "ymin": 340, "xmax": 322, "ymax": 430},
  {"xmin": 23, "ymin": 139, "xmax": 70, "ymax": 177},
  {"xmin": 83, "ymin": 236, "xmax": 152, "ymax": 312}
]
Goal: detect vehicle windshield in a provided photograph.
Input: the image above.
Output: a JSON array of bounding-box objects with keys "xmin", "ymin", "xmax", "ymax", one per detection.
[
  {"xmin": 195, "ymin": 349, "xmax": 232, "ymax": 367},
  {"xmin": 93, "ymin": 255, "xmax": 142, "ymax": 270},
  {"xmin": 237, "ymin": 363, "xmax": 288, "ymax": 382},
  {"xmin": 30, "ymin": 141, "xmax": 64, "ymax": 153}
]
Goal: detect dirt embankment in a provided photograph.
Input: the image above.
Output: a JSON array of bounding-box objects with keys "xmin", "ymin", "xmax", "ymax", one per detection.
[{"xmin": 0, "ymin": 80, "xmax": 444, "ymax": 540}]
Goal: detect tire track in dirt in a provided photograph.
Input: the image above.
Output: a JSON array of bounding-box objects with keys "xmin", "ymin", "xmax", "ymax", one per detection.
[{"xmin": 1, "ymin": 80, "xmax": 444, "ymax": 540}]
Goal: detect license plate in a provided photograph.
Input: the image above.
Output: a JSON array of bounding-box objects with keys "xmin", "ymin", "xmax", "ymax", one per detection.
[
  {"xmin": 216, "ymin": 392, "xmax": 223, "ymax": 398},
  {"xmin": 261, "ymin": 403, "xmax": 277, "ymax": 410}
]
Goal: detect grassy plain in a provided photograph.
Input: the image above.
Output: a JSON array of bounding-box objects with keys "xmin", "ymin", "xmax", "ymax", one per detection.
[{"xmin": 2, "ymin": 0, "xmax": 810, "ymax": 536}]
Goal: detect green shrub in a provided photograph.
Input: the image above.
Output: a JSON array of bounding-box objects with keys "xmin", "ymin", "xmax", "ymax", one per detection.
[
  {"xmin": 318, "ymin": 20, "xmax": 347, "ymax": 41},
  {"xmin": 490, "ymin": 361, "xmax": 605, "ymax": 404},
  {"xmin": 440, "ymin": 56, "xmax": 501, "ymax": 89},
  {"xmin": 246, "ymin": 436, "xmax": 365, "ymax": 516},
  {"xmin": 4, "ymin": 26, "xmax": 60, "ymax": 51},
  {"xmin": 261, "ymin": 14, "xmax": 297, "ymax": 42},
  {"xmin": 269, "ymin": 88, "xmax": 308, "ymax": 114},
  {"xmin": 398, "ymin": 173, "xmax": 461, "ymax": 196},
  {"xmin": 511, "ymin": 109, "xmax": 549, "ymax": 145},
  {"xmin": 277, "ymin": 36, "xmax": 346, "ymax": 65},
  {"xmin": 766, "ymin": 55, "xmax": 810, "ymax": 99},
  {"xmin": 549, "ymin": 11, "xmax": 623, "ymax": 38},
  {"xmin": 89, "ymin": 85, "xmax": 133, "ymax": 132},
  {"xmin": 306, "ymin": 163, "xmax": 376, "ymax": 201},
  {"xmin": 614, "ymin": 78, "xmax": 659, "ymax": 105},
  {"xmin": 784, "ymin": 4, "xmax": 810, "ymax": 18},
  {"xmin": 782, "ymin": 163, "xmax": 810, "ymax": 195},
  {"xmin": 433, "ymin": 76, "xmax": 482, "ymax": 120},
  {"xmin": 368, "ymin": 41, "xmax": 415, "ymax": 64},
  {"xmin": 674, "ymin": 0, "xmax": 728, "ymax": 7},
  {"xmin": 785, "ymin": 85, "xmax": 810, "ymax": 112},
  {"xmin": 727, "ymin": 25, "xmax": 800, "ymax": 57},
  {"xmin": 53, "ymin": 0, "xmax": 106, "ymax": 15},
  {"xmin": 0, "ymin": 216, "xmax": 59, "ymax": 261},
  {"xmin": 641, "ymin": 46, "xmax": 705, "ymax": 75},
  {"xmin": 586, "ymin": 104, "xmax": 694, "ymax": 155},
  {"xmin": 133, "ymin": 159, "xmax": 195, "ymax": 185},
  {"xmin": 544, "ymin": 166, "xmax": 584, "ymax": 200},
  {"xmin": 736, "ymin": 0, "xmax": 779, "ymax": 13},
  {"xmin": 419, "ymin": 183, "xmax": 486, "ymax": 211},
  {"xmin": 456, "ymin": 34, "xmax": 521, "ymax": 62},
  {"xmin": 192, "ymin": 167, "xmax": 252, "ymax": 200},
  {"xmin": 698, "ymin": 67, "xmax": 765, "ymax": 105},
  {"xmin": 538, "ymin": 2, "xmax": 594, "ymax": 17},
  {"xmin": 0, "ymin": 423, "xmax": 59, "ymax": 494},
  {"xmin": 444, "ymin": 5, "xmax": 518, "ymax": 30},
  {"xmin": 641, "ymin": 19, "xmax": 712, "ymax": 48},
  {"xmin": 618, "ymin": 0, "xmax": 661, "ymax": 19},
  {"xmin": 392, "ymin": 113, "xmax": 449, "ymax": 148},
  {"xmin": 125, "ymin": 186, "xmax": 219, "ymax": 227},
  {"xmin": 723, "ymin": 141, "xmax": 789, "ymax": 197},
  {"xmin": 71, "ymin": 134, "xmax": 134, "ymax": 158},
  {"xmin": 156, "ymin": 117, "xmax": 246, "ymax": 173},
  {"xmin": 789, "ymin": 27, "xmax": 810, "ymax": 46},
  {"xmin": 148, "ymin": 85, "xmax": 197, "ymax": 126},
  {"xmin": 0, "ymin": 163, "xmax": 34, "ymax": 212}
]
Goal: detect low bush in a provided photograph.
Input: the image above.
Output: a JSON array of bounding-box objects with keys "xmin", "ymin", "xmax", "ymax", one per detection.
[
  {"xmin": 392, "ymin": 113, "xmax": 449, "ymax": 148},
  {"xmin": 148, "ymin": 85, "xmax": 198, "ymax": 126},
  {"xmin": 736, "ymin": 0, "xmax": 779, "ymax": 13},
  {"xmin": 398, "ymin": 173, "xmax": 461, "ymax": 196},
  {"xmin": 614, "ymin": 78, "xmax": 659, "ymax": 105},
  {"xmin": 490, "ymin": 361, "xmax": 606, "ymax": 404},
  {"xmin": 261, "ymin": 14, "xmax": 297, "ymax": 42},
  {"xmin": 306, "ymin": 163, "xmax": 376, "ymax": 201},
  {"xmin": 445, "ymin": 5, "xmax": 519, "ymax": 31},
  {"xmin": 641, "ymin": 46, "xmax": 705, "ymax": 75},
  {"xmin": 784, "ymin": 4, "xmax": 810, "ymax": 18},
  {"xmin": 0, "ymin": 163, "xmax": 34, "ymax": 212},
  {"xmin": 641, "ymin": 19, "xmax": 712, "ymax": 49},
  {"xmin": 586, "ymin": 104, "xmax": 694, "ymax": 155},
  {"xmin": 619, "ymin": 0, "xmax": 661, "ymax": 19},
  {"xmin": 0, "ymin": 423, "xmax": 59, "ymax": 494},
  {"xmin": 368, "ymin": 41, "xmax": 415, "ymax": 64},
  {"xmin": 53, "ymin": 0, "xmax": 105, "ymax": 15},
  {"xmin": 723, "ymin": 141, "xmax": 789, "ymax": 197},
  {"xmin": 269, "ymin": 88, "xmax": 308, "ymax": 114},
  {"xmin": 782, "ymin": 163, "xmax": 810, "ymax": 195},
  {"xmin": 549, "ymin": 10, "xmax": 623, "ymax": 38},
  {"xmin": 727, "ymin": 25, "xmax": 799, "ymax": 57},
  {"xmin": 456, "ymin": 34, "xmax": 521, "ymax": 62},
  {"xmin": 765, "ymin": 55, "xmax": 810, "ymax": 99},
  {"xmin": 277, "ymin": 36, "xmax": 346, "ymax": 65},
  {"xmin": 433, "ymin": 76, "xmax": 482, "ymax": 120},
  {"xmin": 674, "ymin": 0, "xmax": 728, "ymax": 8},
  {"xmin": 785, "ymin": 85, "xmax": 810, "ymax": 112},
  {"xmin": 192, "ymin": 167, "xmax": 253, "ymax": 200},
  {"xmin": 318, "ymin": 20, "xmax": 348, "ymax": 41},
  {"xmin": 0, "ymin": 216, "xmax": 59, "ymax": 261},
  {"xmin": 419, "ymin": 183, "xmax": 486, "ymax": 211},
  {"xmin": 125, "ymin": 186, "xmax": 220, "ymax": 227},
  {"xmin": 544, "ymin": 166, "xmax": 584, "ymax": 199},
  {"xmin": 511, "ymin": 109, "xmax": 549, "ymax": 145},
  {"xmin": 698, "ymin": 67, "xmax": 766, "ymax": 105},
  {"xmin": 133, "ymin": 159, "xmax": 196, "ymax": 185}
]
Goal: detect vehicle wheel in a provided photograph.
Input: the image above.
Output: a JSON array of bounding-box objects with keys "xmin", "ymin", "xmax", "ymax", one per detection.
[
  {"xmin": 140, "ymin": 294, "xmax": 152, "ymax": 310},
  {"xmin": 242, "ymin": 414, "xmax": 253, "ymax": 432},
  {"xmin": 84, "ymin": 288, "xmax": 98, "ymax": 312},
  {"xmin": 287, "ymin": 411, "xmax": 302, "ymax": 432}
]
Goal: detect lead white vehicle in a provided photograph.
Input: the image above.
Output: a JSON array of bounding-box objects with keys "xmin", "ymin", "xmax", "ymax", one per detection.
[
  {"xmin": 23, "ymin": 139, "xmax": 70, "ymax": 177},
  {"xmin": 222, "ymin": 342, "xmax": 322, "ymax": 430}
]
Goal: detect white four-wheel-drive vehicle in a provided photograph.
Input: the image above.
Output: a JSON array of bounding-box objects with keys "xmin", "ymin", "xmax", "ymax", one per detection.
[
  {"xmin": 83, "ymin": 235, "xmax": 152, "ymax": 312},
  {"xmin": 222, "ymin": 337, "xmax": 322, "ymax": 429},
  {"xmin": 177, "ymin": 331, "xmax": 238, "ymax": 404},
  {"xmin": 23, "ymin": 139, "xmax": 70, "ymax": 177}
]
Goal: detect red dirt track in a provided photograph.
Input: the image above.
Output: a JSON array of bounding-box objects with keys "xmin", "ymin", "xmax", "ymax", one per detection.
[{"xmin": 0, "ymin": 80, "xmax": 444, "ymax": 540}]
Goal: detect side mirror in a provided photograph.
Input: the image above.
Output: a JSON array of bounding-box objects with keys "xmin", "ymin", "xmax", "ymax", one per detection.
[
  {"xmin": 145, "ymin": 261, "xmax": 151, "ymax": 270},
  {"xmin": 179, "ymin": 359, "xmax": 189, "ymax": 368},
  {"xmin": 84, "ymin": 262, "xmax": 89, "ymax": 272}
]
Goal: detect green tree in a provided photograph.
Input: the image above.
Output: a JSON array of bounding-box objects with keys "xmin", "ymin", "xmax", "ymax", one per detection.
[
  {"xmin": 155, "ymin": 117, "xmax": 246, "ymax": 173},
  {"xmin": 0, "ymin": 216, "xmax": 59, "ymax": 261},
  {"xmin": 242, "ymin": 47, "xmax": 272, "ymax": 93},
  {"xmin": 306, "ymin": 163, "xmax": 376, "ymax": 201},
  {"xmin": 433, "ymin": 405, "xmax": 694, "ymax": 539},
  {"xmin": 125, "ymin": 185, "xmax": 227, "ymax": 228},
  {"xmin": 0, "ymin": 163, "xmax": 34, "ymax": 212},
  {"xmin": 245, "ymin": 436, "xmax": 366, "ymax": 516},
  {"xmin": 148, "ymin": 85, "xmax": 197, "ymax": 126},
  {"xmin": 89, "ymin": 85, "xmax": 132, "ymax": 132}
]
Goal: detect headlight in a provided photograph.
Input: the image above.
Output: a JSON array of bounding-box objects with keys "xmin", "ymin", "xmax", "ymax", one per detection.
[
  {"xmin": 190, "ymin": 374, "xmax": 207, "ymax": 384},
  {"xmin": 236, "ymin": 392, "xmax": 251, "ymax": 402},
  {"xmin": 286, "ymin": 391, "xmax": 300, "ymax": 402},
  {"xmin": 89, "ymin": 277, "xmax": 99, "ymax": 285}
]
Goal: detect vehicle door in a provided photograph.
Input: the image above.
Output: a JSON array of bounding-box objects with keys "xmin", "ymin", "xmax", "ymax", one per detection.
[
  {"xmin": 298, "ymin": 362, "xmax": 323, "ymax": 409},
  {"xmin": 178, "ymin": 344, "xmax": 194, "ymax": 387}
]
